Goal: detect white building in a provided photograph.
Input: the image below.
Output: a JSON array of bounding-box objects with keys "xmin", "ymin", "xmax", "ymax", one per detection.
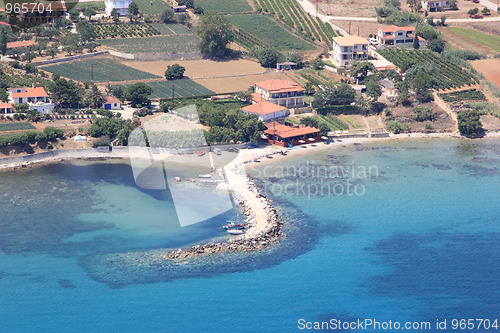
[
  {"xmin": 8, "ymin": 87, "xmax": 55, "ymax": 114},
  {"xmin": 241, "ymin": 100, "xmax": 288, "ymax": 123},
  {"xmin": 377, "ymin": 26, "xmax": 427, "ymax": 48},
  {"xmin": 105, "ymin": 0, "xmax": 132, "ymax": 16},
  {"xmin": 252, "ymin": 79, "xmax": 305, "ymax": 108},
  {"xmin": 332, "ymin": 36, "xmax": 369, "ymax": 67},
  {"xmin": 422, "ymin": 0, "xmax": 451, "ymax": 11}
]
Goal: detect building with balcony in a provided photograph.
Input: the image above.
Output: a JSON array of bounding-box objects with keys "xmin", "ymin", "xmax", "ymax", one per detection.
[
  {"xmin": 105, "ymin": 0, "xmax": 132, "ymax": 16},
  {"xmin": 332, "ymin": 36, "xmax": 369, "ymax": 67},
  {"xmin": 15, "ymin": 1, "xmax": 67, "ymax": 24},
  {"xmin": 421, "ymin": 0, "xmax": 451, "ymax": 11},
  {"xmin": 253, "ymin": 79, "xmax": 305, "ymax": 108},
  {"xmin": 8, "ymin": 87, "xmax": 54, "ymax": 114},
  {"xmin": 377, "ymin": 26, "xmax": 427, "ymax": 47}
]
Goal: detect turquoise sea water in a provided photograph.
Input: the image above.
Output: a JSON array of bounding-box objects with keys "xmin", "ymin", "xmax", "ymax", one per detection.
[{"xmin": 0, "ymin": 139, "xmax": 499, "ymax": 332}]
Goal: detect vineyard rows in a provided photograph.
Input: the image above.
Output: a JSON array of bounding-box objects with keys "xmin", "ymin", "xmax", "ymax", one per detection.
[
  {"xmin": 378, "ymin": 49, "xmax": 479, "ymax": 90},
  {"xmin": 93, "ymin": 23, "xmax": 160, "ymax": 39},
  {"xmin": 113, "ymin": 80, "xmax": 214, "ymax": 100},
  {"xmin": 439, "ymin": 89, "xmax": 486, "ymax": 102},
  {"xmin": 256, "ymin": 0, "xmax": 340, "ymax": 48}
]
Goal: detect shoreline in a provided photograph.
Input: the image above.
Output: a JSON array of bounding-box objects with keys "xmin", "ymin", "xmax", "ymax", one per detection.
[{"xmin": 2, "ymin": 132, "xmax": 500, "ymax": 260}]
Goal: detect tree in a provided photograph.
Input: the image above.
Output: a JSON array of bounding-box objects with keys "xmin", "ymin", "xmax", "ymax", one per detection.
[
  {"xmin": 69, "ymin": 9, "xmax": 80, "ymax": 22},
  {"xmin": 482, "ymin": 7, "xmax": 490, "ymax": 14},
  {"xmin": 413, "ymin": 37, "xmax": 420, "ymax": 49},
  {"xmin": 0, "ymin": 89, "xmax": 8, "ymax": 102},
  {"xmin": 468, "ymin": 8, "xmax": 479, "ymax": 15},
  {"xmin": 76, "ymin": 20, "xmax": 96, "ymax": 44},
  {"xmin": 127, "ymin": 2, "xmax": 140, "ymax": 22},
  {"xmin": 457, "ymin": 110, "xmax": 483, "ymax": 136},
  {"xmin": 161, "ymin": 7, "xmax": 175, "ymax": 23},
  {"xmin": 366, "ymin": 80, "xmax": 382, "ymax": 101},
  {"xmin": 164, "ymin": 64, "xmax": 186, "ymax": 80},
  {"xmin": 252, "ymin": 47, "xmax": 279, "ymax": 68},
  {"xmin": 126, "ymin": 82, "xmax": 153, "ymax": 107},
  {"xmin": 350, "ymin": 61, "xmax": 376, "ymax": 83},
  {"xmin": 450, "ymin": 0, "xmax": 458, "ymax": 10},
  {"xmin": 177, "ymin": 0, "xmax": 194, "ymax": 8},
  {"xmin": 111, "ymin": 8, "xmax": 120, "ymax": 23},
  {"xmin": 428, "ymin": 38, "xmax": 445, "ymax": 53},
  {"xmin": 0, "ymin": 26, "xmax": 8, "ymax": 56},
  {"xmin": 194, "ymin": 6, "xmax": 204, "ymax": 14},
  {"xmin": 85, "ymin": 84, "xmax": 105, "ymax": 108},
  {"xmin": 50, "ymin": 78, "xmax": 84, "ymax": 107},
  {"xmin": 313, "ymin": 82, "xmax": 356, "ymax": 107},
  {"xmin": 311, "ymin": 57, "xmax": 324, "ymax": 70},
  {"xmin": 440, "ymin": 15, "xmax": 446, "ymax": 25},
  {"xmin": 304, "ymin": 82, "xmax": 315, "ymax": 96},
  {"xmin": 197, "ymin": 13, "xmax": 233, "ymax": 57},
  {"xmin": 83, "ymin": 7, "xmax": 96, "ymax": 20}
]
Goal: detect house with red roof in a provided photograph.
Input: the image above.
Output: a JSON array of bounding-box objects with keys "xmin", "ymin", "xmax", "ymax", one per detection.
[
  {"xmin": 8, "ymin": 87, "xmax": 55, "ymax": 114},
  {"xmin": 263, "ymin": 121, "xmax": 320, "ymax": 147},
  {"xmin": 376, "ymin": 26, "xmax": 426, "ymax": 48},
  {"xmin": 241, "ymin": 100, "xmax": 287, "ymax": 123},
  {"xmin": 0, "ymin": 102, "xmax": 14, "ymax": 114},
  {"xmin": 16, "ymin": 1, "xmax": 67, "ymax": 24},
  {"xmin": 253, "ymin": 79, "xmax": 305, "ymax": 108}
]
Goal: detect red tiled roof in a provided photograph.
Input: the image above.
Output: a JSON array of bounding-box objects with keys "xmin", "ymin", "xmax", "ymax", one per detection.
[
  {"xmin": 6, "ymin": 40, "xmax": 38, "ymax": 49},
  {"xmin": 251, "ymin": 92, "xmax": 265, "ymax": 103},
  {"xmin": 380, "ymin": 25, "xmax": 415, "ymax": 33},
  {"xmin": 0, "ymin": 21, "xmax": 11, "ymax": 26},
  {"xmin": 0, "ymin": 103, "xmax": 13, "ymax": 109},
  {"xmin": 255, "ymin": 79, "xmax": 305, "ymax": 93},
  {"xmin": 264, "ymin": 122, "xmax": 319, "ymax": 139},
  {"xmin": 242, "ymin": 100, "xmax": 286, "ymax": 115},
  {"xmin": 104, "ymin": 96, "xmax": 121, "ymax": 104},
  {"xmin": 11, "ymin": 87, "xmax": 48, "ymax": 98}
]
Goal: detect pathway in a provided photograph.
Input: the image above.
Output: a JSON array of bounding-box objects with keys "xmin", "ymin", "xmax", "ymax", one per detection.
[{"xmin": 433, "ymin": 92, "xmax": 458, "ymax": 131}]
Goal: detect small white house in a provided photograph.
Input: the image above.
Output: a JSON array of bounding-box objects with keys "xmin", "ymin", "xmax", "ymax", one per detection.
[
  {"xmin": 241, "ymin": 100, "xmax": 288, "ymax": 123},
  {"xmin": 103, "ymin": 96, "xmax": 122, "ymax": 110},
  {"xmin": 8, "ymin": 87, "xmax": 54, "ymax": 114},
  {"xmin": 105, "ymin": 0, "xmax": 132, "ymax": 16}
]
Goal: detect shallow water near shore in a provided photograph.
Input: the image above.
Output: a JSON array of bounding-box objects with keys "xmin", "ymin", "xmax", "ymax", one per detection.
[{"xmin": 1, "ymin": 138, "xmax": 499, "ymax": 332}]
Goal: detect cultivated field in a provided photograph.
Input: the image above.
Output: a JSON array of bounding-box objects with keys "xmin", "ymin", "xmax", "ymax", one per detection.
[
  {"xmin": 257, "ymin": 0, "xmax": 341, "ymax": 48},
  {"xmin": 0, "ymin": 122, "xmax": 36, "ymax": 132},
  {"xmin": 131, "ymin": 0, "xmax": 171, "ymax": 14},
  {"xmin": 196, "ymin": 0, "xmax": 252, "ymax": 12},
  {"xmin": 94, "ymin": 23, "xmax": 160, "ymax": 39},
  {"xmin": 378, "ymin": 49, "xmax": 479, "ymax": 90},
  {"xmin": 227, "ymin": 14, "xmax": 315, "ymax": 51},
  {"xmin": 40, "ymin": 58, "xmax": 160, "ymax": 82},
  {"xmin": 317, "ymin": 0, "xmax": 381, "ymax": 18},
  {"xmin": 121, "ymin": 59, "xmax": 266, "ymax": 79},
  {"xmin": 151, "ymin": 23, "xmax": 193, "ymax": 35},
  {"xmin": 112, "ymin": 79, "xmax": 214, "ymax": 99},
  {"xmin": 445, "ymin": 27, "xmax": 500, "ymax": 53},
  {"xmin": 471, "ymin": 59, "xmax": 500, "ymax": 88},
  {"xmin": 194, "ymin": 72, "xmax": 289, "ymax": 94},
  {"xmin": 440, "ymin": 27, "xmax": 494, "ymax": 53},
  {"xmin": 99, "ymin": 35, "xmax": 200, "ymax": 54}
]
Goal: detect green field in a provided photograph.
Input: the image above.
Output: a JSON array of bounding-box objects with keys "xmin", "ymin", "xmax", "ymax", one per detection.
[
  {"xmin": 446, "ymin": 27, "xmax": 500, "ymax": 52},
  {"xmin": 227, "ymin": 14, "xmax": 315, "ymax": 51},
  {"xmin": 151, "ymin": 23, "xmax": 193, "ymax": 35},
  {"xmin": 0, "ymin": 122, "xmax": 36, "ymax": 132},
  {"xmin": 378, "ymin": 49, "xmax": 479, "ymax": 90},
  {"xmin": 74, "ymin": 1, "xmax": 105, "ymax": 11},
  {"xmin": 113, "ymin": 79, "xmax": 214, "ymax": 99},
  {"xmin": 196, "ymin": 0, "xmax": 252, "ymax": 12},
  {"xmin": 132, "ymin": 0, "xmax": 171, "ymax": 14},
  {"xmin": 100, "ymin": 34, "xmax": 200, "ymax": 54},
  {"xmin": 41, "ymin": 58, "xmax": 160, "ymax": 82},
  {"xmin": 94, "ymin": 23, "xmax": 160, "ymax": 39}
]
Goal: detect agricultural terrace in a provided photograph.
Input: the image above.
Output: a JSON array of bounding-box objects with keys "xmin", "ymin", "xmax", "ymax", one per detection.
[
  {"xmin": 439, "ymin": 89, "xmax": 486, "ymax": 102},
  {"xmin": 112, "ymin": 79, "xmax": 214, "ymax": 99},
  {"xmin": 0, "ymin": 122, "xmax": 37, "ymax": 132},
  {"xmin": 196, "ymin": 0, "xmax": 252, "ymax": 13},
  {"xmin": 378, "ymin": 49, "xmax": 479, "ymax": 90},
  {"xmin": 256, "ymin": 0, "xmax": 340, "ymax": 48},
  {"xmin": 40, "ymin": 58, "xmax": 160, "ymax": 83},
  {"xmin": 290, "ymin": 69, "xmax": 338, "ymax": 88},
  {"xmin": 227, "ymin": 14, "xmax": 315, "ymax": 51},
  {"xmin": 93, "ymin": 23, "xmax": 160, "ymax": 39},
  {"xmin": 99, "ymin": 35, "xmax": 200, "ymax": 54},
  {"xmin": 445, "ymin": 27, "xmax": 500, "ymax": 53}
]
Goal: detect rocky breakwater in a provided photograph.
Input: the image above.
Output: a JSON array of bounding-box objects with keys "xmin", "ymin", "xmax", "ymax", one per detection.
[{"xmin": 163, "ymin": 149, "xmax": 286, "ymax": 260}]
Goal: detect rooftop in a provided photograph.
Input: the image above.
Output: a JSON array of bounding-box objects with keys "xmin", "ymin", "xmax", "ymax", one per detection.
[
  {"xmin": 264, "ymin": 122, "xmax": 319, "ymax": 139},
  {"xmin": 380, "ymin": 25, "xmax": 415, "ymax": 33},
  {"xmin": 0, "ymin": 103, "xmax": 13, "ymax": 109},
  {"xmin": 255, "ymin": 79, "xmax": 305, "ymax": 93},
  {"xmin": 332, "ymin": 35, "xmax": 369, "ymax": 47},
  {"xmin": 11, "ymin": 87, "xmax": 48, "ymax": 98},
  {"xmin": 242, "ymin": 101, "xmax": 287, "ymax": 116},
  {"xmin": 6, "ymin": 40, "xmax": 38, "ymax": 49},
  {"xmin": 104, "ymin": 96, "xmax": 121, "ymax": 104}
]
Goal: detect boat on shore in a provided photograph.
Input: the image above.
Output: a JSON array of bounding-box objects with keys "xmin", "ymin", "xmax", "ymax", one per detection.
[
  {"xmin": 227, "ymin": 229, "xmax": 245, "ymax": 235},
  {"xmin": 222, "ymin": 222, "xmax": 246, "ymax": 230},
  {"xmin": 196, "ymin": 151, "xmax": 205, "ymax": 157},
  {"xmin": 199, "ymin": 174, "xmax": 212, "ymax": 178}
]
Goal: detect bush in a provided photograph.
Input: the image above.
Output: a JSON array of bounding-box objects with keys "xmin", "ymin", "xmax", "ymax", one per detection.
[
  {"xmin": 93, "ymin": 135, "xmax": 111, "ymax": 147},
  {"xmin": 414, "ymin": 106, "xmax": 436, "ymax": 122},
  {"xmin": 457, "ymin": 110, "xmax": 483, "ymax": 136}
]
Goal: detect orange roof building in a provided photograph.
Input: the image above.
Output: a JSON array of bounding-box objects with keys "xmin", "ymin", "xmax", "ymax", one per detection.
[
  {"xmin": 103, "ymin": 96, "xmax": 122, "ymax": 110},
  {"xmin": 241, "ymin": 100, "xmax": 287, "ymax": 123},
  {"xmin": 9, "ymin": 87, "xmax": 49, "ymax": 104},
  {"xmin": 253, "ymin": 79, "xmax": 305, "ymax": 108},
  {"xmin": 376, "ymin": 26, "xmax": 426, "ymax": 48},
  {"xmin": 264, "ymin": 121, "xmax": 321, "ymax": 147},
  {"xmin": 0, "ymin": 102, "xmax": 14, "ymax": 114}
]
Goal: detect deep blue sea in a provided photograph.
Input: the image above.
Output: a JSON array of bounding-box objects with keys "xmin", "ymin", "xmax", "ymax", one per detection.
[{"xmin": 0, "ymin": 138, "xmax": 499, "ymax": 332}]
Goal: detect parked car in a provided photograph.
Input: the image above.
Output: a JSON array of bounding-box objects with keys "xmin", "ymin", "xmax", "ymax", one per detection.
[
  {"xmin": 369, "ymin": 38, "xmax": 379, "ymax": 45},
  {"xmin": 470, "ymin": 14, "xmax": 483, "ymax": 18},
  {"xmin": 472, "ymin": 0, "xmax": 479, "ymax": 3}
]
